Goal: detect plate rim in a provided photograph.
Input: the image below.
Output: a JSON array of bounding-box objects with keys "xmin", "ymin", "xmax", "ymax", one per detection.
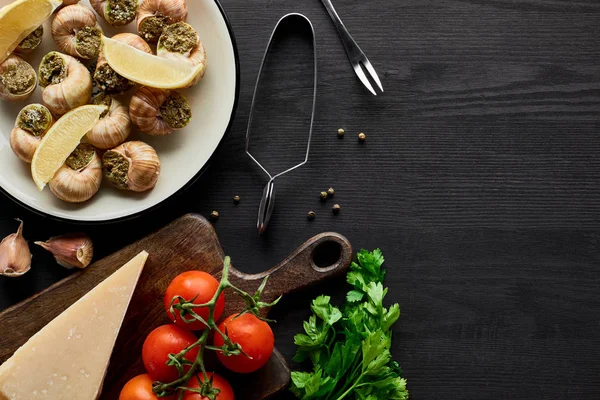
[{"xmin": 0, "ymin": 0, "xmax": 241, "ymax": 225}]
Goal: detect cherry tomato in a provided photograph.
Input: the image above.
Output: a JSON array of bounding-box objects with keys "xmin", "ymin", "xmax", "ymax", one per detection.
[
  {"xmin": 214, "ymin": 314, "xmax": 274, "ymax": 373},
  {"xmin": 142, "ymin": 324, "xmax": 200, "ymax": 382},
  {"xmin": 164, "ymin": 271, "xmax": 225, "ymax": 330},
  {"xmin": 182, "ymin": 372, "xmax": 235, "ymax": 400},
  {"xmin": 119, "ymin": 374, "xmax": 175, "ymax": 400}
]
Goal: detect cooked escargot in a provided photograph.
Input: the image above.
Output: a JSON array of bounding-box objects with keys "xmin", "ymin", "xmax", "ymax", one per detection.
[
  {"xmin": 0, "ymin": 55, "xmax": 37, "ymax": 102},
  {"xmin": 38, "ymin": 51, "xmax": 92, "ymax": 115},
  {"xmin": 52, "ymin": 4, "xmax": 103, "ymax": 59},
  {"xmin": 90, "ymin": 0, "xmax": 138, "ymax": 26},
  {"xmin": 86, "ymin": 93, "xmax": 131, "ymax": 149},
  {"xmin": 129, "ymin": 86, "xmax": 192, "ymax": 136},
  {"xmin": 14, "ymin": 26, "xmax": 44, "ymax": 55},
  {"xmin": 10, "ymin": 104, "xmax": 54, "ymax": 163},
  {"xmin": 103, "ymin": 141, "xmax": 160, "ymax": 192},
  {"xmin": 157, "ymin": 22, "xmax": 206, "ymax": 86},
  {"xmin": 94, "ymin": 33, "xmax": 152, "ymax": 94},
  {"xmin": 49, "ymin": 144, "xmax": 103, "ymax": 203},
  {"xmin": 136, "ymin": 0, "xmax": 188, "ymax": 44}
]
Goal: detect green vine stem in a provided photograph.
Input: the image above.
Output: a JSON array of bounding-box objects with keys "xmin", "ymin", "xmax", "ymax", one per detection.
[{"xmin": 152, "ymin": 256, "xmax": 281, "ymax": 399}]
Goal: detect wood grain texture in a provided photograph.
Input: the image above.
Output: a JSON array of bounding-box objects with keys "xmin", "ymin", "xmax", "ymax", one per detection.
[
  {"xmin": 1, "ymin": 0, "xmax": 600, "ymax": 398},
  {"xmin": 0, "ymin": 214, "xmax": 352, "ymax": 399}
]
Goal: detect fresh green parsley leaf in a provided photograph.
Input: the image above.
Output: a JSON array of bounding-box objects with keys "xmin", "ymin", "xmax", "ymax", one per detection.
[
  {"xmin": 346, "ymin": 289, "xmax": 364, "ymax": 303},
  {"xmin": 290, "ymin": 249, "xmax": 408, "ymax": 400}
]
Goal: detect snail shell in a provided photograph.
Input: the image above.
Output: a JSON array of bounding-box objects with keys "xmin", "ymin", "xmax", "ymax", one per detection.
[
  {"xmin": 90, "ymin": 0, "xmax": 138, "ymax": 26},
  {"xmin": 52, "ymin": 5, "xmax": 103, "ymax": 59},
  {"xmin": 14, "ymin": 26, "xmax": 44, "ymax": 55},
  {"xmin": 38, "ymin": 51, "xmax": 92, "ymax": 115},
  {"xmin": 10, "ymin": 104, "xmax": 54, "ymax": 163},
  {"xmin": 0, "ymin": 55, "xmax": 37, "ymax": 102},
  {"xmin": 103, "ymin": 141, "xmax": 160, "ymax": 192},
  {"xmin": 86, "ymin": 93, "xmax": 131, "ymax": 149},
  {"xmin": 157, "ymin": 22, "xmax": 206, "ymax": 86},
  {"xmin": 129, "ymin": 86, "xmax": 192, "ymax": 136},
  {"xmin": 94, "ymin": 33, "xmax": 151, "ymax": 94},
  {"xmin": 49, "ymin": 144, "xmax": 102, "ymax": 203},
  {"xmin": 136, "ymin": 0, "xmax": 188, "ymax": 44}
]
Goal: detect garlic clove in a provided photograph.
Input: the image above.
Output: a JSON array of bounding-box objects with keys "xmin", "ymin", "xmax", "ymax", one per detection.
[
  {"xmin": 0, "ymin": 219, "xmax": 32, "ymax": 277},
  {"xmin": 35, "ymin": 233, "xmax": 94, "ymax": 270}
]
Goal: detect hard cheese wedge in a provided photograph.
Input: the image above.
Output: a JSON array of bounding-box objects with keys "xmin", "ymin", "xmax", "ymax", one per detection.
[{"xmin": 0, "ymin": 250, "xmax": 149, "ymax": 400}]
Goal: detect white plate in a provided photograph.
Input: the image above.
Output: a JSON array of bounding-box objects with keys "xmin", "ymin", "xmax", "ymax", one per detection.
[{"xmin": 0, "ymin": 0, "xmax": 239, "ymax": 222}]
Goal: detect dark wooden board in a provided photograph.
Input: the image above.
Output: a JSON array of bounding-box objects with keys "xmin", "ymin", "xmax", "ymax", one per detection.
[
  {"xmin": 2, "ymin": 0, "xmax": 600, "ymax": 399},
  {"xmin": 0, "ymin": 214, "xmax": 352, "ymax": 399}
]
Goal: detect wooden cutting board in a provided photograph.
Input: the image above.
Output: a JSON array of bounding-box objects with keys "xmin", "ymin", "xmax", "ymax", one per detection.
[{"xmin": 0, "ymin": 213, "xmax": 352, "ymax": 399}]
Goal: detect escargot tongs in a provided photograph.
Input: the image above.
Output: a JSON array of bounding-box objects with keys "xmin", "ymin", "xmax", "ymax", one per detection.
[{"xmin": 245, "ymin": 13, "xmax": 317, "ymax": 235}]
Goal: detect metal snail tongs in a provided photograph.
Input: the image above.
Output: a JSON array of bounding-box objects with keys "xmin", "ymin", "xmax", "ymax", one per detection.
[{"xmin": 245, "ymin": 13, "xmax": 318, "ymax": 235}]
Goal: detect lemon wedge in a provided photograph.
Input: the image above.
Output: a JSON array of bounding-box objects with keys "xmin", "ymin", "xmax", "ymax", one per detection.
[
  {"xmin": 31, "ymin": 105, "xmax": 107, "ymax": 191},
  {"xmin": 102, "ymin": 36, "xmax": 203, "ymax": 89},
  {"xmin": 0, "ymin": 0, "xmax": 62, "ymax": 64}
]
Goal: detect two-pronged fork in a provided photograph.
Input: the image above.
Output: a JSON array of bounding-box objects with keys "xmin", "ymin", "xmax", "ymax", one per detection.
[{"xmin": 319, "ymin": 0, "xmax": 384, "ymax": 95}]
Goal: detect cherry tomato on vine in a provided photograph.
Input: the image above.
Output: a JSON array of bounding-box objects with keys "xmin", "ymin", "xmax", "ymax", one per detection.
[
  {"xmin": 182, "ymin": 372, "xmax": 235, "ymax": 400},
  {"xmin": 164, "ymin": 271, "xmax": 225, "ymax": 330},
  {"xmin": 214, "ymin": 314, "xmax": 274, "ymax": 373},
  {"xmin": 119, "ymin": 374, "xmax": 175, "ymax": 400},
  {"xmin": 142, "ymin": 324, "xmax": 200, "ymax": 382}
]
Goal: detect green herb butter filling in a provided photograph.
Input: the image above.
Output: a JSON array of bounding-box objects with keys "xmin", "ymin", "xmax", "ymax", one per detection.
[
  {"xmin": 92, "ymin": 92, "xmax": 112, "ymax": 118},
  {"xmin": 66, "ymin": 144, "xmax": 96, "ymax": 170},
  {"xmin": 103, "ymin": 150, "xmax": 129, "ymax": 189},
  {"xmin": 18, "ymin": 26, "xmax": 43, "ymax": 51},
  {"xmin": 160, "ymin": 22, "xmax": 197, "ymax": 54},
  {"xmin": 139, "ymin": 15, "xmax": 169, "ymax": 43},
  {"xmin": 1, "ymin": 62, "xmax": 35, "ymax": 94},
  {"xmin": 94, "ymin": 63, "xmax": 133, "ymax": 94},
  {"xmin": 105, "ymin": 0, "xmax": 137, "ymax": 26},
  {"xmin": 17, "ymin": 105, "xmax": 51, "ymax": 136},
  {"xmin": 160, "ymin": 93, "xmax": 192, "ymax": 129},
  {"xmin": 75, "ymin": 26, "xmax": 103, "ymax": 59},
  {"xmin": 39, "ymin": 52, "xmax": 66, "ymax": 87}
]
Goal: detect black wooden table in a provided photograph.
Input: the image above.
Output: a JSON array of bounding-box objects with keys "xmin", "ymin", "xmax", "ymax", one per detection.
[{"xmin": 1, "ymin": 0, "xmax": 599, "ymax": 398}]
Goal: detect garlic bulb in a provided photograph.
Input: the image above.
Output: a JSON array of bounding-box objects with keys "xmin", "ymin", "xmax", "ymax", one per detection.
[
  {"xmin": 35, "ymin": 233, "xmax": 93, "ymax": 269},
  {"xmin": 49, "ymin": 144, "xmax": 102, "ymax": 203},
  {"xmin": 157, "ymin": 22, "xmax": 206, "ymax": 86},
  {"xmin": 14, "ymin": 26, "xmax": 44, "ymax": 55},
  {"xmin": 90, "ymin": 0, "xmax": 138, "ymax": 26},
  {"xmin": 0, "ymin": 219, "xmax": 31, "ymax": 277},
  {"xmin": 94, "ymin": 33, "xmax": 151, "ymax": 94},
  {"xmin": 129, "ymin": 86, "xmax": 192, "ymax": 136},
  {"xmin": 86, "ymin": 93, "xmax": 131, "ymax": 149},
  {"xmin": 10, "ymin": 104, "xmax": 54, "ymax": 163},
  {"xmin": 0, "ymin": 55, "xmax": 37, "ymax": 102},
  {"xmin": 61, "ymin": 0, "xmax": 81, "ymax": 5},
  {"xmin": 52, "ymin": 5, "xmax": 103, "ymax": 59},
  {"xmin": 103, "ymin": 141, "xmax": 160, "ymax": 192},
  {"xmin": 38, "ymin": 51, "xmax": 92, "ymax": 115},
  {"xmin": 136, "ymin": 0, "xmax": 188, "ymax": 44}
]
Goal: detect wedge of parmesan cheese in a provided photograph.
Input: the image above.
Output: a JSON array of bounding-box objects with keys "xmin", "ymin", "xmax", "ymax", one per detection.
[{"xmin": 0, "ymin": 250, "xmax": 149, "ymax": 400}]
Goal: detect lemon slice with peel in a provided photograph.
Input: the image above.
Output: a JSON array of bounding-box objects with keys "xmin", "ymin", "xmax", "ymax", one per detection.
[
  {"xmin": 0, "ymin": 0, "xmax": 62, "ymax": 64},
  {"xmin": 102, "ymin": 36, "xmax": 204, "ymax": 89},
  {"xmin": 31, "ymin": 105, "xmax": 107, "ymax": 191}
]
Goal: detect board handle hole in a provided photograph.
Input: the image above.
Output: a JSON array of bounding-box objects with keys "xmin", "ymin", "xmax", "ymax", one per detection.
[{"xmin": 312, "ymin": 240, "xmax": 342, "ymax": 270}]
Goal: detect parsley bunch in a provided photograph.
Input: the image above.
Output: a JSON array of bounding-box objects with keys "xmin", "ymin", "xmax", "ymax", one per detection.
[{"xmin": 290, "ymin": 249, "xmax": 408, "ymax": 400}]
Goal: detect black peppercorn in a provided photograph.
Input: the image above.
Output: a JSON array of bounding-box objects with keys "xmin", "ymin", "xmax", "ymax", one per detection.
[
  {"xmin": 210, "ymin": 210, "xmax": 219, "ymax": 221},
  {"xmin": 320, "ymin": 191, "xmax": 328, "ymax": 201},
  {"xmin": 307, "ymin": 211, "xmax": 316, "ymax": 220},
  {"xmin": 327, "ymin": 187, "xmax": 335, "ymax": 196},
  {"xmin": 358, "ymin": 132, "xmax": 366, "ymax": 142},
  {"xmin": 332, "ymin": 204, "xmax": 341, "ymax": 214},
  {"xmin": 233, "ymin": 195, "xmax": 241, "ymax": 204}
]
